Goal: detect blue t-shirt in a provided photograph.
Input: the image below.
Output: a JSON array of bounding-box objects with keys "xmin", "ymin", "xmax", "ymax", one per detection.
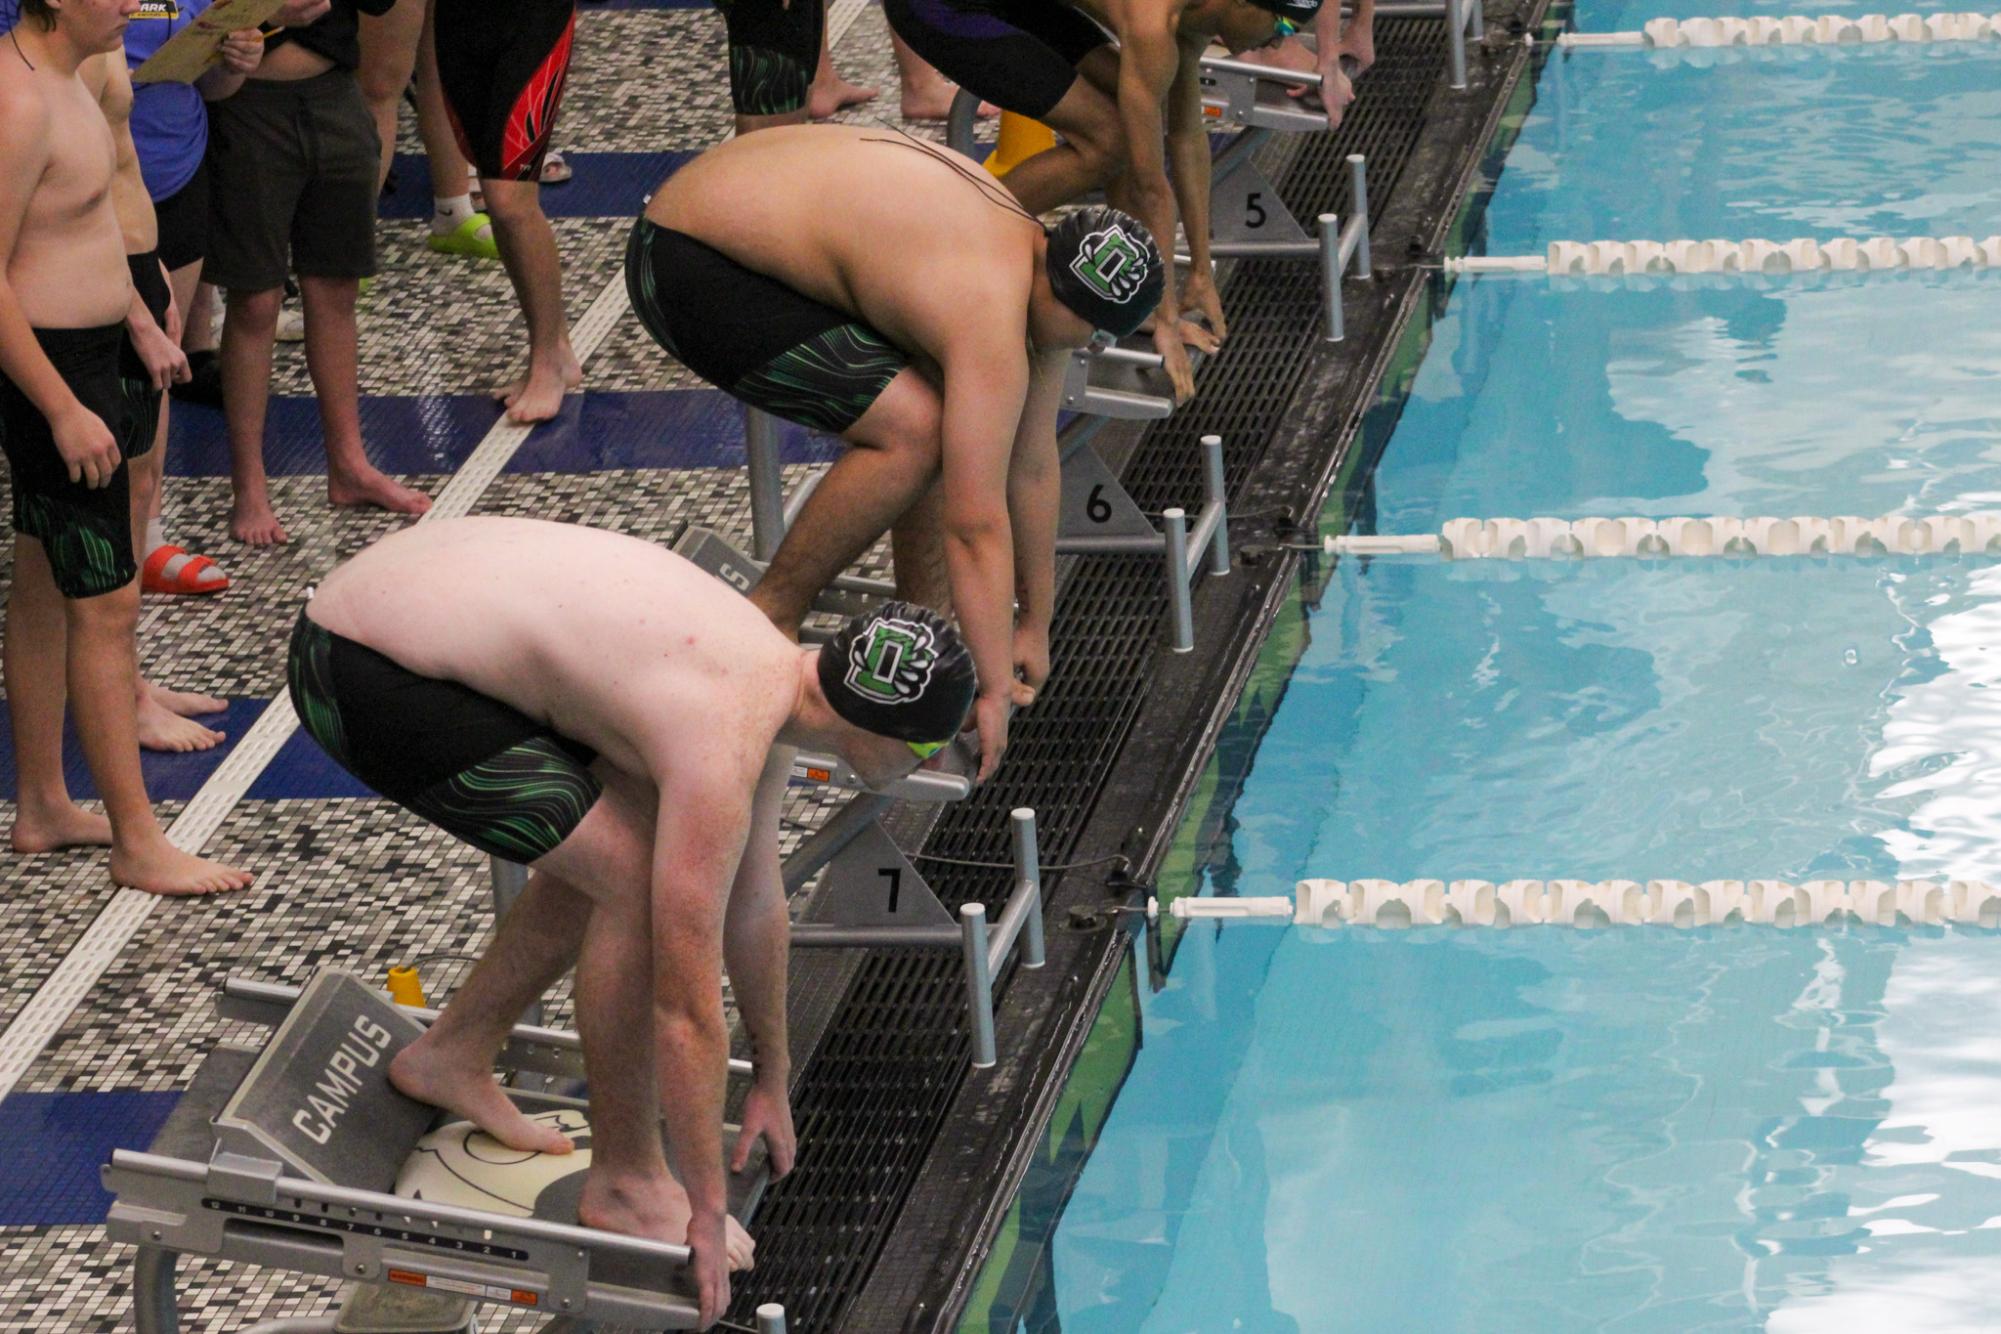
[
  {"xmin": 125, "ymin": 0, "xmax": 215, "ymax": 202},
  {"xmin": 0, "ymin": 0, "xmax": 213, "ymax": 202}
]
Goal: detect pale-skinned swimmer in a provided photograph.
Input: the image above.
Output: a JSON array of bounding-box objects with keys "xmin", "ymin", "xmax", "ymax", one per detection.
[{"xmin": 292, "ymin": 515, "xmax": 976, "ymax": 1329}]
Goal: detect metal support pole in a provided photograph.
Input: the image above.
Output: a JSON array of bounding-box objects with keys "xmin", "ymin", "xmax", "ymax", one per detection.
[
  {"xmin": 1164, "ymin": 508, "xmax": 1194, "ymax": 653},
  {"xmin": 780, "ymin": 467, "xmax": 823, "ymax": 530},
  {"xmin": 491, "ymin": 856, "xmax": 529, "ymax": 916},
  {"xmin": 745, "ymin": 408, "xmax": 787, "ymax": 562},
  {"xmin": 1200, "ymin": 435, "xmax": 1231, "ymax": 576},
  {"xmin": 1012, "ymin": 808, "xmax": 1045, "ymax": 969},
  {"xmin": 758, "ymin": 1305, "xmax": 791, "ymax": 1334},
  {"xmin": 962, "ymin": 902, "xmax": 997, "ymax": 1068},
  {"xmin": 1448, "ymin": 0, "xmax": 1469, "ymax": 89},
  {"xmin": 792, "ymin": 924, "xmax": 962, "ymax": 949},
  {"xmin": 781, "ymin": 793, "xmax": 892, "ymax": 896},
  {"xmin": 1347, "ymin": 156, "xmax": 1372, "ymax": 279},
  {"xmin": 1469, "ymin": 0, "xmax": 1486, "ymax": 39},
  {"xmin": 134, "ymin": 1248, "xmax": 180, "ymax": 1334},
  {"xmin": 1319, "ymin": 213, "xmax": 1344, "ymax": 342},
  {"xmin": 945, "ymin": 88, "xmax": 982, "ymax": 160}
]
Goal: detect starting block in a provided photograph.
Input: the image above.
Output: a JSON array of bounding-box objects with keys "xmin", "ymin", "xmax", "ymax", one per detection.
[{"xmin": 104, "ymin": 970, "xmax": 777, "ymax": 1332}]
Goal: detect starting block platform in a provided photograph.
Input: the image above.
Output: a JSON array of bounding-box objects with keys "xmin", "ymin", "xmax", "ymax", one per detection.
[{"xmin": 104, "ymin": 971, "xmax": 772, "ymax": 1332}]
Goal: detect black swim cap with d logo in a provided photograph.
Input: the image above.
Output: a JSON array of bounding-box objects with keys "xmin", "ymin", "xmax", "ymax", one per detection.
[
  {"xmin": 1046, "ymin": 206, "xmax": 1166, "ymax": 339},
  {"xmin": 818, "ymin": 602, "xmax": 978, "ymax": 744}
]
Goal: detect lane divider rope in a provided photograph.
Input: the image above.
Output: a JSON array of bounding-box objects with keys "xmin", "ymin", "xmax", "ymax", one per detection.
[
  {"xmin": 1167, "ymin": 878, "xmax": 2001, "ymax": 928},
  {"xmin": 1561, "ymin": 11, "xmax": 2001, "ymax": 47},
  {"xmin": 0, "ymin": 0, "xmax": 879, "ymax": 1104},
  {"xmin": 1450, "ymin": 235, "xmax": 2001, "ymax": 276},
  {"xmin": 1328, "ymin": 512, "xmax": 2001, "ymax": 561}
]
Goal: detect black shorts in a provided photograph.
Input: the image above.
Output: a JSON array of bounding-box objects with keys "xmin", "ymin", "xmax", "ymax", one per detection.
[
  {"xmin": 434, "ymin": 0, "xmax": 577, "ymax": 180},
  {"xmin": 883, "ymin": 0, "xmax": 1107, "ymax": 119},
  {"xmin": 0, "ymin": 325, "xmax": 136, "ymax": 600},
  {"xmin": 287, "ymin": 611, "xmax": 605, "ymax": 864},
  {"xmin": 205, "ymin": 71, "xmax": 379, "ymax": 293},
  {"xmin": 117, "ymin": 252, "xmax": 170, "ymax": 464},
  {"xmin": 626, "ymin": 218, "xmax": 906, "ymax": 435},
  {"xmin": 712, "ymin": 0, "xmax": 821, "ymax": 116},
  {"xmin": 153, "ymin": 158, "xmax": 209, "ymax": 274}
]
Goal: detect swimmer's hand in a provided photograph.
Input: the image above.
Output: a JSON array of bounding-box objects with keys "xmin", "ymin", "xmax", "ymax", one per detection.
[
  {"xmin": 1154, "ymin": 324, "xmax": 1196, "ymax": 403},
  {"xmin": 216, "ymin": 28, "xmax": 265, "ymax": 76},
  {"xmin": 971, "ymin": 690, "xmax": 1011, "ymax": 783},
  {"xmin": 688, "ymin": 1210, "xmax": 731, "ymax": 1328},
  {"xmin": 1180, "ymin": 272, "xmax": 1228, "ymax": 344},
  {"xmin": 1012, "ymin": 624, "xmax": 1050, "ymax": 706},
  {"xmin": 731, "ymin": 1078, "xmax": 796, "ymax": 1179},
  {"xmin": 130, "ymin": 314, "xmax": 190, "ymax": 392},
  {"xmin": 55, "ymin": 406, "xmax": 121, "ymax": 489}
]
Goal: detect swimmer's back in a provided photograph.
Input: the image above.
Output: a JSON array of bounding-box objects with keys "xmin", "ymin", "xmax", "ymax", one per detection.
[{"xmin": 311, "ymin": 518, "xmax": 794, "ymax": 777}]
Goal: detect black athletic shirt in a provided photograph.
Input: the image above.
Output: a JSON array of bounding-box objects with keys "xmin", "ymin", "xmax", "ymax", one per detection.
[{"xmin": 265, "ymin": 0, "xmax": 398, "ymax": 73}]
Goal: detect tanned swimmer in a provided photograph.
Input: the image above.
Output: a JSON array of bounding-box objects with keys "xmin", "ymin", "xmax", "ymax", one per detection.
[
  {"xmin": 0, "ymin": 0, "xmax": 250, "ymax": 893},
  {"xmin": 885, "ymin": 0, "xmax": 1322, "ymax": 399},
  {"xmin": 628, "ymin": 124, "xmax": 1164, "ymax": 782},
  {"xmin": 290, "ymin": 516, "xmax": 978, "ymax": 1327}
]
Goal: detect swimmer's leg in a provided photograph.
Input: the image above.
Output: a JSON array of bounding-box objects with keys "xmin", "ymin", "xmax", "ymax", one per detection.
[
  {"xmin": 389, "ymin": 863, "xmax": 589, "ymax": 1155},
  {"xmin": 481, "ymin": 177, "xmax": 581, "ymax": 424},
  {"xmin": 6, "ymin": 536, "xmax": 109, "ymax": 853},
  {"xmin": 300, "ymin": 276, "xmax": 434, "ymax": 516},
  {"xmin": 222, "ymin": 285, "xmax": 289, "ymax": 544},
  {"xmin": 889, "ymin": 477, "xmax": 951, "ymax": 613},
  {"xmin": 992, "ymin": 49, "xmax": 1125, "ymax": 214},
  {"xmin": 748, "ymin": 366, "xmax": 943, "ymax": 636}
]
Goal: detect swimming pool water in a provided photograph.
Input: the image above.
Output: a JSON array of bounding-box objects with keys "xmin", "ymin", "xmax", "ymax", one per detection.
[
  {"xmin": 1378, "ymin": 272, "xmax": 2001, "ymax": 529},
  {"xmin": 1488, "ymin": 44, "xmax": 2001, "ymax": 250},
  {"xmin": 1033, "ymin": 8, "xmax": 2001, "ymax": 1328}
]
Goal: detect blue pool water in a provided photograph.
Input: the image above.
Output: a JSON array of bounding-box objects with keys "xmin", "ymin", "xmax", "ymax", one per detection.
[
  {"xmin": 1490, "ymin": 44, "xmax": 2001, "ymax": 249},
  {"xmin": 1037, "ymin": 11, "xmax": 2001, "ymax": 1330}
]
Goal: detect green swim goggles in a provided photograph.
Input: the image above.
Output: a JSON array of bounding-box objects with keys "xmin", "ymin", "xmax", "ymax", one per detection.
[
  {"xmin": 1273, "ymin": 15, "xmax": 1299, "ymax": 37},
  {"xmin": 908, "ymin": 738, "xmax": 949, "ymax": 761}
]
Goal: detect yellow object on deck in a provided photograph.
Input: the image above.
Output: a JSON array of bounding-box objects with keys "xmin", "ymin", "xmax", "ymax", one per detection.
[
  {"xmin": 386, "ymin": 965, "xmax": 428, "ymax": 1008},
  {"xmin": 984, "ymin": 111, "xmax": 1057, "ymax": 179}
]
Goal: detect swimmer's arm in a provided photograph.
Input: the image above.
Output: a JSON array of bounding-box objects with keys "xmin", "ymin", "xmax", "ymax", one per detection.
[
  {"xmin": 938, "ymin": 338, "xmax": 1032, "ymax": 738},
  {"xmin": 1006, "ymin": 349, "xmax": 1068, "ymax": 693},
  {"xmin": 1116, "ymin": 4, "xmax": 1186, "ymax": 324},
  {"xmin": 0, "ymin": 90, "xmax": 80, "ymax": 425},
  {"xmin": 1165, "ymin": 37, "xmax": 1215, "ymax": 297},
  {"xmin": 648, "ymin": 770, "xmax": 754, "ymax": 1223},
  {"xmin": 725, "ymin": 753, "xmax": 790, "ymax": 1091}
]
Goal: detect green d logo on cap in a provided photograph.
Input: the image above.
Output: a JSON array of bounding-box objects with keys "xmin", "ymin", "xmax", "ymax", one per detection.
[
  {"xmin": 845, "ymin": 617, "xmax": 939, "ymax": 705},
  {"xmin": 1069, "ymin": 225, "xmax": 1149, "ymax": 305}
]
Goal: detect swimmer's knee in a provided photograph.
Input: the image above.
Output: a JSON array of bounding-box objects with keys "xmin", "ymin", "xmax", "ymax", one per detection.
[
  {"xmin": 848, "ymin": 373, "xmax": 943, "ymax": 467},
  {"xmin": 480, "ymin": 178, "xmax": 542, "ymax": 224},
  {"xmin": 66, "ymin": 579, "xmax": 141, "ymax": 631},
  {"xmin": 226, "ymin": 287, "xmax": 283, "ymax": 330}
]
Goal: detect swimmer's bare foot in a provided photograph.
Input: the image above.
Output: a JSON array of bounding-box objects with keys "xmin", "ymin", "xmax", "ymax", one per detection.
[
  {"xmin": 898, "ymin": 73, "xmax": 963, "ymax": 121},
  {"xmin": 136, "ymin": 692, "xmax": 225, "ymax": 753},
  {"xmin": 390, "ymin": 1039, "xmax": 576, "ymax": 1155},
  {"xmin": 144, "ymin": 680, "xmax": 228, "ymax": 719},
  {"xmin": 578, "ymin": 1170, "xmax": 756, "ymax": 1271},
  {"xmin": 493, "ymin": 349, "xmax": 584, "ymax": 425},
  {"xmin": 327, "ymin": 463, "xmax": 432, "ymax": 517},
  {"xmin": 229, "ymin": 494, "xmax": 289, "ymax": 546},
  {"xmin": 808, "ymin": 71, "xmax": 878, "ymax": 120},
  {"xmin": 12, "ymin": 798, "xmax": 112, "ymax": 854},
  {"xmin": 110, "ymin": 837, "xmax": 253, "ymax": 895}
]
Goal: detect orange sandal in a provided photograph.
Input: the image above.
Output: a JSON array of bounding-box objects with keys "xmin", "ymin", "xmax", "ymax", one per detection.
[{"xmin": 142, "ymin": 544, "xmax": 229, "ymax": 596}]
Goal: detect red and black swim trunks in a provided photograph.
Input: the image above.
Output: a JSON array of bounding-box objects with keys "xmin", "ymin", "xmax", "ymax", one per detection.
[{"xmin": 433, "ymin": 0, "xmax": 577, "ymax": 181}]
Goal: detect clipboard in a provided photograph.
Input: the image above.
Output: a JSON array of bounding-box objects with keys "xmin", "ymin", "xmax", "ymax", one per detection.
[{"xmin": 132, "ymin": 0, "xmax": 289, "ymax": 84}]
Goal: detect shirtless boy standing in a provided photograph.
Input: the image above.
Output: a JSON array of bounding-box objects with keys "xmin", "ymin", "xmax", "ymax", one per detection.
[
  {"xmin": 294, "ymin": 516, "xmax": 978, "ymax": 1326},
  {"xmin": 0, "ymin": 0, "xmax": 249, "ymax": 893}
]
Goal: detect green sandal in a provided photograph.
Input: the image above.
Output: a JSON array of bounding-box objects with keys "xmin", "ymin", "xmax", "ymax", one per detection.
[{"xmin": 426, "ymin": 213, "xmax": 500, "ymax": 261}]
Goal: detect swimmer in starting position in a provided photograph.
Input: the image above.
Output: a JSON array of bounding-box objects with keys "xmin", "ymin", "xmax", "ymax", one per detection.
[
  {"xmin": 290, "ymin": 516, "xmax": 977, "ymax": 1327},
  {"xmin": 629, "ymin": 124, "xmax": 1164, "ymax": 782}
]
